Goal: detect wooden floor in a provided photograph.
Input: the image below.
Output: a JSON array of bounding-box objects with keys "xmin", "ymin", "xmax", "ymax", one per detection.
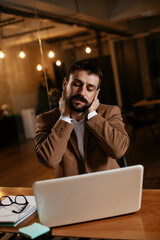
[
  {"xmin": 125, "ymin": 121, "xmax": 160, "ymax": 189},
  {"xmin": 0, "ymin": 120, "xmax": 160, "ymax": 189},
  {"xmin": 0, "ymin": 139, "xmax": 53, "ymax": 187}
]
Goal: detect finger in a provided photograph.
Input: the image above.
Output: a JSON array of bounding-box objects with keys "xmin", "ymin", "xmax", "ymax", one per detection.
[
  {"xmin": 95, "ymin": 102, "xmax": 100, "ymax": 111},
  {"xmin": 59, "ymin": 97, "xmax": 62, "ymax": 105},
  {"xmin": 94, "ymin": 89, "xmax": 100, "ymax": 100},
  {"xmin": 61, "ymin": 90, "xmax": 66, "ymax": 99}
]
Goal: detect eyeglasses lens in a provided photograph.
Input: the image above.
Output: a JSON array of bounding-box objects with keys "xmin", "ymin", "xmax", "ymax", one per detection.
[
  {"xmin": 0, "ymin": 196, "xmax": 12, "ymax": 206},
  {"xmin": 15, "ymin": 195, "xmax": 27, "ymax": 205}
]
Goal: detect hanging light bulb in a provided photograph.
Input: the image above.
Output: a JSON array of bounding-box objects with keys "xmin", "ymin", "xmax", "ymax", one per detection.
[
  {"xmin": 48, "ymin": 50, "xmax": 55, "ymax": 58},
  {"xmin": 56, "ymin": 60, "xmax": 62, "ymax": 66},
  {"xmin": 0, "ymin": 50, "xmax": 5, "ymax": 59},
  {"xmin": 37, "ymin": 64, "xmax": 42, "ymax": 71},
  {"xmin": 18, "ymin": 51, "xmax": 26, "ymax": 59},
  {"xmin": 85, "ymin": 46, "xmax": 92, "ymax": 54}
]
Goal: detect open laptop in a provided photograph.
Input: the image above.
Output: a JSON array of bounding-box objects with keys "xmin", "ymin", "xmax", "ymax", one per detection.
[{"xmin": 33, "ymin": 165, "xmax": 144, "ymax": 227}]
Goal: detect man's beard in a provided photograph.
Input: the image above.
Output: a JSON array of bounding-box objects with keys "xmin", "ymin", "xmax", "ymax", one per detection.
[{"xmin": 66, "ymin": 94, "xmax": 92, "ymax": 113}]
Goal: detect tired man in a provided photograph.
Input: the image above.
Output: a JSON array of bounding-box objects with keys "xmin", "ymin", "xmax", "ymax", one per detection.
[{"xmin": 35, "ymin": 60, "xmax": 129, "ymax": 178}]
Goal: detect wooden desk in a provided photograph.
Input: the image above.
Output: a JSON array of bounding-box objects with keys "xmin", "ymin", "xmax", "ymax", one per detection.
[
  {"xmin": 133, "ymin": 98, "xmax": 160, "ymax": 107},
  {"xmin": 0, "ymin": 187, "xmax": 160, "ymax": 240}
]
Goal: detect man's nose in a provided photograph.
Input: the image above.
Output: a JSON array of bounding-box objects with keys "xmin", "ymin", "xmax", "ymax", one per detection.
[{"xmin": 79, "ymin": 86, "xmax": 86, "ymax": 96}]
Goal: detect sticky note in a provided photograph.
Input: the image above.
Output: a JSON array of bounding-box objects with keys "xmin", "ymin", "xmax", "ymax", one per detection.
[{"xmin": 18, "ymin": 222, "xmax": 50, "ymax": 239}]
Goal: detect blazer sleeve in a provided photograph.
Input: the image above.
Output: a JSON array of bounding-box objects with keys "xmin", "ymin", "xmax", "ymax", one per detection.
[
  {"xmin": 86, "ymin": 105, "xmax": 129, "ymax": 159},
  {"xmin": 35, "ymin": 114, "xmax": 74, "ymax": 168}
]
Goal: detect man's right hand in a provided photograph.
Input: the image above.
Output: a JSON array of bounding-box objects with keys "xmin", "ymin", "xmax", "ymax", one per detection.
[{"xmin": 59, "ymin": 91, "xmax": 71, "ymax": 118}]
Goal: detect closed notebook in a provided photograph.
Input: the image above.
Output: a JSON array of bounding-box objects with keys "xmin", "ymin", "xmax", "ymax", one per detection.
[{"xmin": 0, "ymin": 196, "xmax": 37, "ymax": 226}]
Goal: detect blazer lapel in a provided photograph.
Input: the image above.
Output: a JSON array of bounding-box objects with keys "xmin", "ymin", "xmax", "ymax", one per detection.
[
  {"xmin": 70, "ymin": 130, "xmax": 82, "ymax": 162},
  {"xmin": 84, "ymin": 125, "xmax": 90, "ymax": 161}
]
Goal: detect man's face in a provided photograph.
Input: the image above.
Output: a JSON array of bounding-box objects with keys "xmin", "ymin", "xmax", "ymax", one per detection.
[{"xmin": 63, "ymin": 70, "xmax": 100, "ymax": 113}]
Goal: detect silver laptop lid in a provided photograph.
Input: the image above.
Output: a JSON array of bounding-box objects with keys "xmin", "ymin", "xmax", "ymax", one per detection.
[{"xmin": 33, "ymin": 165, "xmax": 144, "ymax": 227}]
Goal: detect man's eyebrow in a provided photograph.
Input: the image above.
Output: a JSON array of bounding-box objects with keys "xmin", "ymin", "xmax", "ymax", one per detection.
[{"xmin": 73, "ymin": 79, "xmax": 82, "ymax": 83}]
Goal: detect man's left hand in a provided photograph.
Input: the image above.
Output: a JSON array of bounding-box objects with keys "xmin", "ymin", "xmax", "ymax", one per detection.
[{"xmin": 87, "ymin": 98, "xmax": 100, "ymax": 113}]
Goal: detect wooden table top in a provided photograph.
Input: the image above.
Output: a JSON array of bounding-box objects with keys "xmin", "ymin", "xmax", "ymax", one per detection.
[
  {"xmin": 0, "ymin": 187, "xmax": 160, "ymax": 240},
  {"xmin": 133, "ymin": 98, "xmax": 160, "ymax": 107}
]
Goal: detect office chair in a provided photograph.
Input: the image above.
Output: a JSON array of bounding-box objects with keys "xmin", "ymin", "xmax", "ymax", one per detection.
[{"xmin": 116, "ymin": 155, "xmax": 127, "ymax": 168}]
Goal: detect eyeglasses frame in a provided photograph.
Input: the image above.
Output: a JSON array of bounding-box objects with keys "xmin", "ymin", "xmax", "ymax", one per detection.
[{"xmin": 0, "ymin": 195, "xmax": 29, "ymax": 214}]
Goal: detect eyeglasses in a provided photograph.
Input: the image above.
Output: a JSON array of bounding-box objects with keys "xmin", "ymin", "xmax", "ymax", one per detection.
[{"xmin": 0, "ymin": 195, "xmax": 29, "ymax": 214}]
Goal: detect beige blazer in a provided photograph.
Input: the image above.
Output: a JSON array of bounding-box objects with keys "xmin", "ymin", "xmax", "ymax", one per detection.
[{"xmin": 35, "ymin": 104, "xmax": 129, "ymax": 178}]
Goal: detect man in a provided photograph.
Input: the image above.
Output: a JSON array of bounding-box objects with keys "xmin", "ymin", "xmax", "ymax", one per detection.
[{"xmin": 35, "ymin": 60, "xmax": 129, "ymax": 178}]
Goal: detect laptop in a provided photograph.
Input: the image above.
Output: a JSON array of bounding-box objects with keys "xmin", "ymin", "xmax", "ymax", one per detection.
[{"xmin": 33, "ymin": 165, "xmax": 144, "ymax": 227}]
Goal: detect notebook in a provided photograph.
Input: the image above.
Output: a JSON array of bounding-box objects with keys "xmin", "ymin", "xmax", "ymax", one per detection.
[
  {"xmin": 33, "ymin": 165, "xmax": 144, "ymax": 227},
  {"xmin": 0, "ymin": 196, "xmax": 36, "ymax": 226}
]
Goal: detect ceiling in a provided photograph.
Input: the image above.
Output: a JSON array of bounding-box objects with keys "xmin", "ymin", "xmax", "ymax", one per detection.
[{"xmin": 1, "ymin": 0, "xmax": 160, "ymax": 47}]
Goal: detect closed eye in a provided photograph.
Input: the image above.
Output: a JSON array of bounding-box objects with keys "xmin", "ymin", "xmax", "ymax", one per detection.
[
  {"xmin": 73, "ymin": 82, "xmax": 81, "ymax": 87},
  {"xmin": 87, "ymin": 87, "xmax": 94, "ymax": 92},
  {"xmin": 72, "ymin": 79, "xmax": 96, "ymax": 91},
  {"xmin": 87, "ymin": 85, "xmax": 96, "ymax": 92}
]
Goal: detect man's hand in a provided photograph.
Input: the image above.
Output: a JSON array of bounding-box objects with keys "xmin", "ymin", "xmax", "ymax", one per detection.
[
  {"xmin": 87, "ymin": 90, "xmax": 100, "ymax": 113},
  {"xmin": 59, "ymin": 91, "xmax": 71, "ymax": 117},
  {"xmin": 87, "ymin": 98, "xmax": 100, "ymax": 113}
]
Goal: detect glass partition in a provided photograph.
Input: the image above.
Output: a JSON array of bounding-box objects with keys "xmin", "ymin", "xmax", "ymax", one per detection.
[{"xmin": 0, "ymin": 5, "xmax": 113, "ymax": 187}]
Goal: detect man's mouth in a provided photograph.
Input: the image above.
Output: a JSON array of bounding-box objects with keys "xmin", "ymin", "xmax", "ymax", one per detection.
[
  {"xmin": 67, "ymin": 95, "xmax": 91, "ymax": 112},
  {"xmin": 74, "ymin": 98, "xmax": 85, "ymax": 103},
  {"xmin": 72, "ymin": 95, "xmax": 88, "ymax": 103}
]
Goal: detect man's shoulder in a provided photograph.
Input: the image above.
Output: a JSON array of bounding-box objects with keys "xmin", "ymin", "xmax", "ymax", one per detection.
[
  {"xmin": 98, "ymin": 104, "xmax": 120, "ymax": 114},
  {"xmin": 36, "ymin": 108, "xmax": 60, "ymax": 123}
]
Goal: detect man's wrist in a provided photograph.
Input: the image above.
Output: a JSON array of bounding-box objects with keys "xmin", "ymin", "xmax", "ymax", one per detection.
[
  {"xmin": 60, "ymin": 116, "xmax": 72, "ymax": 124},
  {"xmin": 87, "ymin": 111, "xmax": 97, "ymax": 120}
]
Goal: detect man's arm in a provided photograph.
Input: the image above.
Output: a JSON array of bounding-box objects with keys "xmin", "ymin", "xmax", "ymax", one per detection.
[
  {"xmin": 86, "ymin": 105, "xmax": 129, "ymax": 160},
  {"xmin": 35, "ymin": 113, "xmax": 73, "ymax": 168},
  {"xmin": 35, "ymin": 88, "xmax": 74, "ymax": 168}
]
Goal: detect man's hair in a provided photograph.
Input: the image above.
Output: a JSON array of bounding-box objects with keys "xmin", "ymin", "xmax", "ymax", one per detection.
[{"xmin": 66, "ymin": 60, "xmax": 103, "ymax": 89}]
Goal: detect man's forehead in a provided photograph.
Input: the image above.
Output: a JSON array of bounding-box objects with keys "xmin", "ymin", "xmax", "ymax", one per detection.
[
  {"xmin": 69, "ymin": 70, "xmax": 99, "ymax": 84},
  {"xmin": 70, "ymin": 69, "xmax": 93, "ymax": 76}
]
